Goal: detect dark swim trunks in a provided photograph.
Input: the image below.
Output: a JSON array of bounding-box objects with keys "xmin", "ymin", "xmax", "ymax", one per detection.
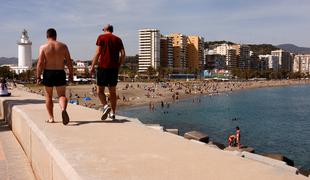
[
  {"xmin": 43, "ymin": 69, "xmax": 66, "ymax": 87},
  {"xmin": 96, "ymin": 68, "xmax": 119, "ymax": 87}
]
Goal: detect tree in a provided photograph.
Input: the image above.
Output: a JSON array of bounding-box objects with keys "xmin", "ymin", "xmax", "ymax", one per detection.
[
  {"xmin": 0, "ymin": 66, "xmax": 15, "ymax": 79},
  {"xmin": 146, "ymin": 66, "xmax": 156, "ymax": 80}
]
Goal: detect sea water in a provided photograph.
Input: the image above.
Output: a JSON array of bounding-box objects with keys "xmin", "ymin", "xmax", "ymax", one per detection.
[{"xmin": 119, "ymin": 84, "xmax": 310, "ymax": 169}]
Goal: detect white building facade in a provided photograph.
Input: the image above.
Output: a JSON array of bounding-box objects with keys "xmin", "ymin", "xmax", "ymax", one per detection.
[
  {"xmin": 138, "ymin": 29, "xmax": 160, "ymax": 72},
  {"xmin": 293, "ymin": 54, "xmax": 310, "ymax": 74},
  {"xmin": 259, "ymin": 55, "xmax": 279, "ymax": 71}
]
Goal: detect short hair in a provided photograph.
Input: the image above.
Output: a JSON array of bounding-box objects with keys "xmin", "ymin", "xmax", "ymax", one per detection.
[
  {"xmin": 236, "ymin": 126, "xmax": 240, "ymax": 130},
  {"xmin": 104, "ymin": 25, "xmax": 113, "ymax": 33},
  {"xmin": 46, "ymin": 28, "xmax": 57, "ymax": 38}
]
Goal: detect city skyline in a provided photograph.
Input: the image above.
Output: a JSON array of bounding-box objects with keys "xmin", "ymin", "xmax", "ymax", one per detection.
[{"xmin": 0, "ymin": 0, "xmax": 310, "ymax": 60}]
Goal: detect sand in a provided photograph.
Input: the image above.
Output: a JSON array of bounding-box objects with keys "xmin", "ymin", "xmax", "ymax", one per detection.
[{"xmin": 23, "ymin": 79, "xmax": 310, "ymax": 110}]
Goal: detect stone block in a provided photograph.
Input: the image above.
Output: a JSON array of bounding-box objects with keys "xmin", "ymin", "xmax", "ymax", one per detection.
[
  {"xmin": 262, "ymin": 153, "xmax": 294, "ymax": 167},
  {"xmin": 165, "ymin": 129, "xmax": 179, "ymax": 135},
  {"xmin": 224, "ymin": 146, "xmax": 255, "ymax": 153},
  {"xmin": 184, "ymin": 131, "xmax": 209, "ymax": 143},
  {"xmin": 208, "ymin": 141, "xmax": 226, "ymax": 150}
]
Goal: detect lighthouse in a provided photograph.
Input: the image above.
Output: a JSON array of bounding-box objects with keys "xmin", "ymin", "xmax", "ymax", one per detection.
[
  {"xmin": 18, "ymin": 29, "xmax": 32, "ymax": 68},
  {"xmin": 12, "ymin": 29, "xmax": 32, "ymax": 74}
]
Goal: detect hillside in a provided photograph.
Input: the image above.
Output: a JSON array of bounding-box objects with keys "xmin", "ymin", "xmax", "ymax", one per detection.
[
  {"xmin": 277, "ymin": 44, "xmax": 310, "ymax": 54},
  {"xmin": 248, "ymin": 44, "xmax": 279, "ymax": 55},
  {"xmin": 0, "ymin": 57, "xmax": 18, "ymax": 65}
]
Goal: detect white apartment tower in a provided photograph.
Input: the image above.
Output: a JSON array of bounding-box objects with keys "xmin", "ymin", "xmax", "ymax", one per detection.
[{"xmin": 138, "ymin": 29, "xmax": 160, "ymax": 72}]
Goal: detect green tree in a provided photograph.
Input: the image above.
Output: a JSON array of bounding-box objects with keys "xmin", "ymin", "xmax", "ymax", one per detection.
[
  {"xmin": 0, "ymin": 66, "xmax": 15, "ymax": 79},
  {"xmin": 146, "ymin": 66, "xmax": 156, "ymax": 80}
]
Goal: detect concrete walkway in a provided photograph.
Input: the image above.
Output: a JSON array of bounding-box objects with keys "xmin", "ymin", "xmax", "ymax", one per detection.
[
  {"xmin": 0, "ymin": 89, "xmax": 308, "ymax": 180},
  {"xmin": 0, "ymin": 122, "xmax": 36, "ymax": 180}
]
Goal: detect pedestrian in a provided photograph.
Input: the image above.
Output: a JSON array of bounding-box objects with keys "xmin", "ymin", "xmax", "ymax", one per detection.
[
  {"xmin": 90, "ymin": 24, "xmax": 125, "ymax": 120},
  {"xmin": 36, "ymin": 28, "xmax": 73, "ymax": 125},
  {"xmin": 0, "ymin": 77, "xmax": 11, "ymax": 97},
  {"xmin": 236, "ymin": 126, "xmax": 241, "ymax": 149}
]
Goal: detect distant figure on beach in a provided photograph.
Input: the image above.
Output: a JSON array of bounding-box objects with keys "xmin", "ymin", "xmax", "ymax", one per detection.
[
  {"xmin": 0, "ymin": 77, "xmax": 11, "ymax": 96},
  {"xmin": 236, "ymin": 126, "xmax": 241, "ymax": 149},
  {"xmin": 90, "ymin": 24, "xmax": 125, "ymax": 120},
  {"xmin": 36, "ymin": 28, "xmax": 73, "ymax": 124}
]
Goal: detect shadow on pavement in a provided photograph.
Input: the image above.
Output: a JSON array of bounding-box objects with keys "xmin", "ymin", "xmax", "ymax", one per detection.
[{"xmin": 68, "ymin": 119, "xmax": 130, "ymax": 126}]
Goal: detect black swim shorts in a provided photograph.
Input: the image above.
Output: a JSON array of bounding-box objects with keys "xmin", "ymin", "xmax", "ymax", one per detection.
[
  {"xmin": 43, "ymin": 69, "xmax": 66, "ymax": 87},
  {"xmin": 96, "ymin": 68, "xmax": 119, "ymax": 87}
]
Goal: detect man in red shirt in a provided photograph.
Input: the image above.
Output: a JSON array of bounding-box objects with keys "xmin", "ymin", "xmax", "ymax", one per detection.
[{"xmin": 90, "ymin": 24, "xmax": 125, "ymax": 120}]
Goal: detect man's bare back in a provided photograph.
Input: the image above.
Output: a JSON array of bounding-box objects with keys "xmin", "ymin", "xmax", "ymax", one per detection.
[{"xmin": 39, "ymin": 41, "xmax": 71, "ymax": 70}]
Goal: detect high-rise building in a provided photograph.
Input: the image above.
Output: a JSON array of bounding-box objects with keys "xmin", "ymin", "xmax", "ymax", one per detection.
[
  {"xmin": 239, "ymin": 45, "xmax": 250, "ymax": 69},
  {"xmin": 258, "ymin": 55, "xmax": 279, "ymax": 71},
  {"xmin": 205, "ymin": 53, "xmax": 226, "ymax": 70},
  {"xmin": 160, "ymin": 36, "xmax": 173, "ymax": 68},
  {"xmin": 187, "ymin": 36, "xmax": 205, "ymax": 71},
  {"xmin": 138, "ymin": 29, "xmax": 160, "ymax": 72},
  {"xmin": 168, "ymin": 33, "xmax": 188, "ymax": 71},
  {"xmin": 226, "ymin": 49, "xmax": 237, "ymax": 69},
  {"xmin": 293, "ymin": 54, "xmax": 310, "ymax": 73},
  {"xmin": 271, "ymin": 49, "xmax": 292, "ymax": 72}
]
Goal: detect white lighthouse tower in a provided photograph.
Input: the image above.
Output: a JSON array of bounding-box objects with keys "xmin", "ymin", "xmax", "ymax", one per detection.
[{"xmin": 12, "ymin": 29, "xmax": 32, "ymax": 74}]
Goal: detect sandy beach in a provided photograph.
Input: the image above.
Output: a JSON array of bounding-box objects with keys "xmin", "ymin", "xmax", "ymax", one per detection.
[{"xmin": 23, "ymin": 79, "xmax": 310, "ymax": 110}]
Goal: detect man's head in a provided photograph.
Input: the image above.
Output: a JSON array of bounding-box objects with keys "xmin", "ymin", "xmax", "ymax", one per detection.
[
  {"xmin": 46, "ymin": 28, "xmax": 57, "ymax": 40},
  {"xmin": 236, "ymin": 126, "xmax": 240, "ymax": 130},
  {"xmin": 103, "ymin": 24, "xmax": 113, "ymax": 33}
]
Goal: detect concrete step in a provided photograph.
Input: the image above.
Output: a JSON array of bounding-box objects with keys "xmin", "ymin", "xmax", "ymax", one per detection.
[{"xmin": 0, "ymin": 122, "xmax": 36, "ymax": 180}]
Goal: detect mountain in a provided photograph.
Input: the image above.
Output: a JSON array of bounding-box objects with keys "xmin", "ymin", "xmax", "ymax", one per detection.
[
  {"xmin": 277, "ymin": 44, "xmax": 310, "ymax": 54},
  {"xmin": 0, "ymin": 57, "xmax": 18, "ymax": 65}
]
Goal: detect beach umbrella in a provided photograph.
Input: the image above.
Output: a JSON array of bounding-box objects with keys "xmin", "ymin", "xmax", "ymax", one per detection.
[
  {"xmin": 83, "ymin": 97, "xmax": 92, "ymax": 101},
  {"xmin": 69, "ymin": 99, "xmax": 78, "ymax": 104}
]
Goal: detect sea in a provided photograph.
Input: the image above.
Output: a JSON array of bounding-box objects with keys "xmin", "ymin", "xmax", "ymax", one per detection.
[{"xmin": 119, "ymin": 84, "xmax": 310, "ymax": 169}]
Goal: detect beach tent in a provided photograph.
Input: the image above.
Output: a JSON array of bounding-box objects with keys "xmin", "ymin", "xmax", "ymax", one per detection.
[{"xmin": 83, "ymin": 97, "xmax": 92, "ymax": 101}]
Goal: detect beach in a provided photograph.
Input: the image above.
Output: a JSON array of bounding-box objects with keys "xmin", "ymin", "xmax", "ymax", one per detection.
[{"xmin": 24, "ymin": 79, "xmax": 310, "ymax": 109}]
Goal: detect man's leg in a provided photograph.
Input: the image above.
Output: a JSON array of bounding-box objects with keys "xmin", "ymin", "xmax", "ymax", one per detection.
[
  {"xmin": 55, "ymin": 86, "xmax": 67, "ymax": 111},
  {"xmin": 44, "ymin": 86, "xmax": 54, "ymax": 121},
  {"xmin": 108, "ymin": 86, "xmax": 117, "ymax": 114},
  {"xmin": 56, "ymin": 86, "xmax": 69, "ymax": 125},
  {"xmin": 97, "ymin": 86, "xmax": 107, "ymax": 107}
]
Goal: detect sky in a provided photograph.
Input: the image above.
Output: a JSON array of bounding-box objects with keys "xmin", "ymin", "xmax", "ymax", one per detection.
[{"xmin": 0, "ymin": 0, "xmax": 310, "ymax": 60}]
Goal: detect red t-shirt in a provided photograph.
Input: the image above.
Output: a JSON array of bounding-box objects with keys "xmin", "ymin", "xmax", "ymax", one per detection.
[{"xmin": 96, "ymin": 33, "xmax": 124, "ymax": 69}]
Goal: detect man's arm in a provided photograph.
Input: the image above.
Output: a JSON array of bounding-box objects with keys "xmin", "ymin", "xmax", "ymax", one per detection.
[
  {"xmin": 90, "ymin": 46, "xmax": 101, "ymax": 76},
  {"xmin": 64, "ymin": 45, "xmax": 73, "ymax": 82},
  {"xmin": 36, "ymin": 46, "xmax": 45, "ymax": 84},
  {"xmin": 119, "ymin": 48, "xmax": 126, "ymax": 66}
]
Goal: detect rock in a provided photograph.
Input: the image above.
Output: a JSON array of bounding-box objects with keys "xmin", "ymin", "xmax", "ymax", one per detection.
[
  {"xmin": 184, "ymin": 131, "xmax": 209, "ymax": 143},
  {"xmin": 262, "ymin": 153, "xmax": 294, "ymax": 167},
  {"xmin": 208, "ymin": 141, "xmax": 226, "ymax": 150},
  {"xmin": 146, "ymin": 124, "xmax": 164, "ymax": 131},
  {"xmin": 224, "ymin": 146, "xmax": 255, "ymax": 153},
  {"xmin": 165, "ymin": 129, "xmax": 179, "ymax": 135},
  {"xmin": 298, "ymin": 169, "xmax": 310, "ymax": 177}
]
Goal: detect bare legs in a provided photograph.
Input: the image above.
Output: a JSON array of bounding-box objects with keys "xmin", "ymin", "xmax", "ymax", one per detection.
[
  {"xmin": 97, "ymin": 86, "xmax": 117, "ymax": 114},
  {"xmin": 44, "ymin": 86, "xmax": 68, "ymax": 123}
]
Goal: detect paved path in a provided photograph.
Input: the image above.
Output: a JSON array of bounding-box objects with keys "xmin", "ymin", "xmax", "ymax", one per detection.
[
  {"xmin": 0, "ymin": 89, "xmax": 308, "ymax": 180},
  {"xmin": 0, "ymin": 122, "xmax": 35, "ymax": 180}
]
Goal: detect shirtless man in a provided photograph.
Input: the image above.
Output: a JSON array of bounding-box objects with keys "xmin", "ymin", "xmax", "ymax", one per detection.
[{"xmin": 36, "ymin": 28, "xmax": 73, "ymax": 125}]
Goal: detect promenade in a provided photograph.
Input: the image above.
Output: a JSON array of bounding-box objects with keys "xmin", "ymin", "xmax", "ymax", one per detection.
[{"xmin": 0, "ymin": 88, "xmax": 308, "ymax": 180}]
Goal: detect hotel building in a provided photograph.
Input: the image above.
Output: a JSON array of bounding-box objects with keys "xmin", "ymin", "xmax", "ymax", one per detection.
[
  {"xmin": 293, "ymin": 54, "xmax": 310, "ymax": 74},
  {"xmin": 187, "ymin": 36, "xmax": 205, "ymax": 71},
  {"xmin": 168, "ymin": 33, "xmax": 188, "ymax": 71}
]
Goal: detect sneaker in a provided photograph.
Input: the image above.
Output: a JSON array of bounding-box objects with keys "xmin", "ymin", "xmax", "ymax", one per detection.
[
  {"xmin": 109, "ymin": 113, "xmax": 116, "ymax": 121},
  {"xmin": 62, "ymin": 110, "xmax": 70, "ymax": 125},
  {"xmin": 101, "ymin": 105, "xmax": 111, "ymax": 120}
]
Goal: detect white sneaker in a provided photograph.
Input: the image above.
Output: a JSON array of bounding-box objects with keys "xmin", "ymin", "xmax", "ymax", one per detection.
[
  {"xmin": 101, "ymin": 105, "xmax": 111, "ymax": 120},
  {"xmin": 109, "ymin": 113, "xmax": 116, "ymax": 120}
]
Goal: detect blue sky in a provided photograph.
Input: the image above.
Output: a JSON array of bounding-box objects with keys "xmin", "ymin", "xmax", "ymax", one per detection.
[{"xmin": 0, "ymin": 0, "xmax": 310, "ymax": 60}]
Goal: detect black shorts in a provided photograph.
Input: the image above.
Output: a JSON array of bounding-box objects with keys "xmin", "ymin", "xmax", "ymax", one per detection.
[
  {"xmin": 96, "ymin": 68, "xmax": 119, "ymax": 87},
  {"xmin": 43, "ymin": 69, "xmax": 66, "ymax": 87}
]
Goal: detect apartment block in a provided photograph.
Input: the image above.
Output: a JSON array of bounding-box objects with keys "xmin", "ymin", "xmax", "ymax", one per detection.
[
  {"xmin": 138, "ymin": 29, "xmax": 160, "ymax": 72},
  {"xmin": 239, "ymin": 45, "xmax": 251, "ymax": 69},
  {"xmin": 293, "ymin": 54, "xmax": 310, "ymax": 73},
  {"xmin": 160, "ymin": 36, "xmax": 173, "ymax": 68},
  {"xmin": 187, "ymin": 36, "xmax": 205, "ymax": 71},
  {"xmin": 259, "ymin": 55, "xmax": 279, "ymax": 71},
  {"xmin": 271, "ymin": 49, "xmax": 292, "ymax": 72},
  {"xmin": 226, "ymin": 49, "xmax": 237, "ymax": 69},
  {"xmin": 168, "ymin": 33, "xmax": 188, "ymax": 71}
]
